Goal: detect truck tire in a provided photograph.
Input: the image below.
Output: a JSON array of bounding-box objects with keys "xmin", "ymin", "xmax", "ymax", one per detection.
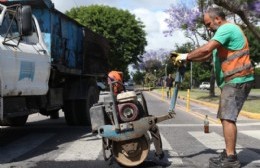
[
  {"xmin": 1, "ymin": 115, "xmax": 28, "ymax": 126},
  {"xmin": 63, "ymin": 100, "xmax": 78, "ymax": 125},
  {"xmin": 76, "ymin": 84, "xmax": 99, "ymax": 125},
  {"xmin": 50, "ymin": 110, "xmax": 60, "ymax": 119}
]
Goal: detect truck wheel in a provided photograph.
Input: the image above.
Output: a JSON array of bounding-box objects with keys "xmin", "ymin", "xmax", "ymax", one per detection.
[
  {"xmin": 76, "ymin": 85, "xmax": 99, "ymax": 125},
  {"xmin": 63, "ymin": 100, "xmax": 78, "ymax": 125},
  {"xmin": 3, "ymin": 115, "xmax": 28, "ymax": 126},
  {"xmin": 50, "ymin": 110, "xmax": 60, "ymax": 119}
]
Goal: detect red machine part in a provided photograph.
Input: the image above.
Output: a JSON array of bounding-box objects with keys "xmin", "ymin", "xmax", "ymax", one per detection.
[{"xmin": 117, "ymin": 103, "xmax": 139, "ymax": 122}]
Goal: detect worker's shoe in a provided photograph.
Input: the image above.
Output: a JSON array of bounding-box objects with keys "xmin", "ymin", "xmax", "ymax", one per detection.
[
  {"xmin": 209, "ymin": 150, "xmax": 241, "ymax": 168},
  {"xmin": 209, "ymin": 150, "xmax": 227, "ymax": 163},
  {"xmin": 153, "ymin": 152, "xmax": 171, "ymax": 167}
]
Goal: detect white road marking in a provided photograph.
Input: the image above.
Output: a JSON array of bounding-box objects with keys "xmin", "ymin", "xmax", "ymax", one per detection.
[
  {"xmin": 0, "ymin": 133, "xmax": 54, "ymax": 163},
  {"xmin": 238, "ymin": 131, "xmax": 260, "ymax": 165},
  {"xmin": 188, "ymin": 131, "xmax": 260, "ymax": 166},
  {"xmin": 158, "ymin": 122, "xmax": 260, "ymax": 127},
  {"xmin": 54, "ymin": 133, "xmax": 102, "ymax": 161},
  {"xmin": 158, "ymin": 124, "xmax": 221, "ymax": 127},
  {"xmin": 150, "ymin": 133, "xmax": 183, "ymax": 166},
  {"xmin": 188, "ymin": 131, "xmax": 242, "ymax": 150},
  {"xmin": 240, "ymin": 130, "xmax": 260, "ymax": 140}
]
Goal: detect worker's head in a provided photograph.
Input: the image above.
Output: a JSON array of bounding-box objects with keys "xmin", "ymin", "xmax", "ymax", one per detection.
[
  {"xmin": 204, "ymin": 7, "xmax": 226, "ymax": 32},
  {"xmin": 108, "ymin": 71, "xmax": 124, "ymax": 94}
]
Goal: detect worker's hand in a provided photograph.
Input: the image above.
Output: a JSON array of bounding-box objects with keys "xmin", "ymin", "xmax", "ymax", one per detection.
[
  {"xmin": 176, "ymin": 54, "xmax": 188, "ymax": 62},
  {"xmin": 170, "ymin": 52, "xmax": 188, "ymax": 66}
]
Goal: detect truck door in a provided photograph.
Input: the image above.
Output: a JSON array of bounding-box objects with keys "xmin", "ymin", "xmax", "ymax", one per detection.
[{"xmin": 0, "ymin": 11, "xmax": 50, "ymax": 97}]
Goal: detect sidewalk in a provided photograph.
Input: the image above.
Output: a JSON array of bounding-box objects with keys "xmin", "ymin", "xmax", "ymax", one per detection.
[{"xmin": 148, "ymin": 89, "xmax": 260, "ymax": 120}]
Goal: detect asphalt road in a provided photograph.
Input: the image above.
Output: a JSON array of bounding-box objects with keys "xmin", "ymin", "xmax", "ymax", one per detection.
[{"xmin": 0, "ymin": 91, "xmax": 259, "ymax": 168}]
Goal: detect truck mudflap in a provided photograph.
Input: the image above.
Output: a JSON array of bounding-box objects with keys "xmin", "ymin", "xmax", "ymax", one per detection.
[{"xmin": 98, "ymin": 112, "xmax": 175, "ymax": 142}]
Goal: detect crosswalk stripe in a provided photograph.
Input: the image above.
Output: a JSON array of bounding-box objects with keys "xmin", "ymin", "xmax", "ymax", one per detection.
[
  {"xmin": 0, "ymin": 133, "xmax": 54, "ymax": 163},
  {"xmin": 188, "ymin": 131, "xmax": 260, "ymax": 167},
  {"xmin": 150, "ymin": 134, "xmax": 183, "ymax": 166},
  {"xmin": 158, "ymin": 122, "xmax": 260, "ymax": 127},
  {"xmin": 160, "ymin": 134, "xmax": 183, "ymax": 165},
  {"xmin": 188, "ymin": 131, "xmax": 242, "ymax": 150},
  {"xmin": 239, "ymin": 130, "xmax": 260, "ymax": 164},
  {"xmin": 240, "ymin": 130, "xmax": 260, "ymax": 140},
  {"xmin": 54, "ymin": 133, "xmax": 102, "ymax": 161}
]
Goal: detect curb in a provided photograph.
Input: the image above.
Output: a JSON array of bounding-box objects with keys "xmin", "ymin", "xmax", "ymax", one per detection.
[{"xmin": 178, "ymin": 96, "xmax": 260, "ymax": 120}]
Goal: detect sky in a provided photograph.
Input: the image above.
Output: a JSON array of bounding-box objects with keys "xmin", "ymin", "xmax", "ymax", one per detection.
[{"xmin": 51, "ymin": 0, "xmax": 194, "ymax": 52}]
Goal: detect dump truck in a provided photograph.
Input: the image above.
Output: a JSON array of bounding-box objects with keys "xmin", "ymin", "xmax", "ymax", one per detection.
[{"xmin": 0, "ymin": 0, "xmax": 110, "ymax": 126}]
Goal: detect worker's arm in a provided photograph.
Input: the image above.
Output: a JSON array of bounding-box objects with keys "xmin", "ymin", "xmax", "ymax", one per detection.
[
  {"xmin": 175, "ymin": 40, "xmax": 221, "ymax": 63},
  {"xmin": 187, "ymin": 40, "xmax": 221, "ymax": 62}
]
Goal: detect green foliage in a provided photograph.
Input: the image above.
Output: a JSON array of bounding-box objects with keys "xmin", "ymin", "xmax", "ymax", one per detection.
[
  {"xmin": 66, "ymin": 5, "xmax": 147, "ymax": 74},
  {"xmin": 244, "ymin": 28, "xmax": 260, "ymax": 63},
  {"xmin": 133, "ymin": 71, "xmax": 145, "ymax": 85},
  {"xmin": 144, "ymin": 73, "xmax": 156, "ymax": 87},
  {"xmin": 143, "ymin": 59, "xmax": 162, "ymax": 73},
  {"xmin": 255, "ymin": 68, "xmax": 260, "ymax": 75},
  {"xmin": 175, "ymin": 42, "xmax": 194, "ymax": 53},
  {"xmin": 180, "ymin": 71, "xmax": 191, "ymax": 90},
  {"xmin": 192, "ymin": 62, "xmax": 211, "ymax": 85}
]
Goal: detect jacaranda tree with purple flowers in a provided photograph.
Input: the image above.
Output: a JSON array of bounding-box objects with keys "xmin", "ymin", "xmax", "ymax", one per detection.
[{"xmin": 164, "ymin": 1, "xmax": 205, "ymax": 47}]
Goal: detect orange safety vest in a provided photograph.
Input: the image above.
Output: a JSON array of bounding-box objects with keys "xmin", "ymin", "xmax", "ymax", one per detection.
[{"xmin": 217, "ymin": 32, "xmax": 254, "ymax": 82}]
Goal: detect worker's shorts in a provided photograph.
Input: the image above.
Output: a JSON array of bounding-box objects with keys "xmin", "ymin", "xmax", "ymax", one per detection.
[{"xmin": 217, "ymin": 81, "xmax": 253, "ymax": 122}]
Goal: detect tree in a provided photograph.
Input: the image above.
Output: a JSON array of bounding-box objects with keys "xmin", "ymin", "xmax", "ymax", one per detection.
[
  {"xmin": 66, "ymin": 5, "xmax": 147, "ymax": 74},
  {"xmin": 245, "ymin": 27, "xmax": 260, "ymax": 63},
  {"xmin": 133, "ymin": 71, "xmax": 145, "ymax": 85},
  {"xmin": 164, "ymin": 0, "xmax": 215, "ymax": 96},
  {"xmin": 164, "ymin": 0, "xmax": 260, "ymax": 96},
  {"xmin": 164, "ymin": 2, "xmax": 203, "ymax": 47},
  {"xmin": 213, "ymin": 0, "xmax": 260, "ymax": 41}
]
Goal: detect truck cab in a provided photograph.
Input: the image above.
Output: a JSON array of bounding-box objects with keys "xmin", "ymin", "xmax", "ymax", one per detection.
[
  {"xmin": 0, "ymin": 1, "xmax": 109, "ymax": 127},
  {"xmin": 0, "ymin": 4, "xmax": 50, "ymax": 96},
  {"xmin": 0, "ymin": 3, "xmax": 50, "ymax": 126}
]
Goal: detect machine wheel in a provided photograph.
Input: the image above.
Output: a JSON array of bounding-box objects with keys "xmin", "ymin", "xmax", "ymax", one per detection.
[
  {"xmin": 112, "ymin": 135, "xmax": 150, "ymax": 167},
  {"xmin": 102, "ymin": 137, "xmax": 113, "ymax": 161},
  {"xmin": 2, "ymin": 115, "xmax": 28, "ymax": 126}
]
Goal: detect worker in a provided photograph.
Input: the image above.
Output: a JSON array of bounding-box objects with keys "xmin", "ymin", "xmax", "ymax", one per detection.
[
  {"xmin": 108, "ymin": 70, "xmax": 124, "ymax": 94},
  {"xmin": 174, "ymin": 7, "xmax": 254, "ymax": 168},
  {"xmin": 107, "ymin": 70, "xmax": 170, "ymax": 166},
  {"xmin": 166, "ymin": 74, "xmax": 174, "ymax": 98}
]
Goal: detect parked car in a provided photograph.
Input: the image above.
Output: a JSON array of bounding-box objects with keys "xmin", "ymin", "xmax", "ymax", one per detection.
[
  {"xmin": 199, "ymin": 82, "xmax": 210, "ymax": 90},
  {"xmin": 124, "ymin": 81, "xmax": 135, "ymax": 91}
]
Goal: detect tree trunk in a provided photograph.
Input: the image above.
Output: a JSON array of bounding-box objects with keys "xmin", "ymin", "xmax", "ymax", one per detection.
[{"xmin": 209, "ymin": 67, "xmax": 216, "ymax": 97}]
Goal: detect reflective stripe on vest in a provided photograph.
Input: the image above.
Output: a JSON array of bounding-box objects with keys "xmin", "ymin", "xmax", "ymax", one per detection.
[
  {"xmin": 217, "ymin": 25, "xmax": 254, "ymax": 81},
  {"xmin": 223, "ymin": 63, "xmax": 252, "ymax": 77},
  {"xmin": 222, "ymin": 50, "xmax": 250, "ymax": 63}
]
